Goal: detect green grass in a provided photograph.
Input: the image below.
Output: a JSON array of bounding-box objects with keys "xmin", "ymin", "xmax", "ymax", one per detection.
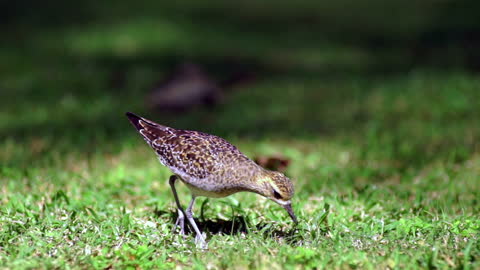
[
  {"xmin": 2, "ymin": 71, "xmax": 479, "ymax": 269},
  {"xmin": 1, "ymin": 3, "xmax": 480, "ymax": 269}
]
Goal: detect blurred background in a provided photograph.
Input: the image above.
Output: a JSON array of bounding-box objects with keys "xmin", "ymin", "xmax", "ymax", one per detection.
[
  {"xmin": 2, "ymin": 3, "xmax": 480, "ymax": 267},
  {"xmin": 1, "ymin": 0, "xmax": 480, "ymax": 171}
]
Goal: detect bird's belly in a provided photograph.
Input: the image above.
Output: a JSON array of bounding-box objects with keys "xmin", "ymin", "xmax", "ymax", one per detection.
[{"xmin": 182, "ymin": 181, "xmax": 242, "ymax": 198}]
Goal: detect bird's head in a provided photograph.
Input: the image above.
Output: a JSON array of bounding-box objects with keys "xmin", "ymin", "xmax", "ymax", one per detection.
[{"xmin": 255, "ymin": 170, "xmax": 297, "ymax": 223}]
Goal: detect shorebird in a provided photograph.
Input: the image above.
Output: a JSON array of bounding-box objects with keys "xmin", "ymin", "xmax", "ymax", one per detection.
[{"xmin": 125, "ymin": 112, "xmax": 297, "ymax": 247}]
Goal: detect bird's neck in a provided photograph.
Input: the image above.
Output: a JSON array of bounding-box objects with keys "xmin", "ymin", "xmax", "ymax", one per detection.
[{"xmin": 244, "ymin": 168, "xmax": 271, "ymax": 197}]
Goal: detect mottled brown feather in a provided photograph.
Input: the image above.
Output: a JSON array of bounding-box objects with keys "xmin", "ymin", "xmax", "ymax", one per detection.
[{"xmin": 125, "ymin": 112, "xmax": 294, "ymax": 200}]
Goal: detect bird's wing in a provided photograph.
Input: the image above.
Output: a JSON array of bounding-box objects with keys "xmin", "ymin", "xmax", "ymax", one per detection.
[
  {"xmin": 126, "ymin": 112, "xmax": 248, "ymax": 180},
  {"xmin": 154, "ymin": 130, "xmax": 245, "ymax": 180}
]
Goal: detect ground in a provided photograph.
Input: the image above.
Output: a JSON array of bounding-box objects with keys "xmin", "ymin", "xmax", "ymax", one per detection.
[{"xmin": 1, "ymin": 2, "xmax": 480, "ymax": 269}]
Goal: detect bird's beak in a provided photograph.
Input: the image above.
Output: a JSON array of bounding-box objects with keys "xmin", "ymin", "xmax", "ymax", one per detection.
[{"xmin": 283, "ymin": 203, "xmax": 298, "ymax": 224}]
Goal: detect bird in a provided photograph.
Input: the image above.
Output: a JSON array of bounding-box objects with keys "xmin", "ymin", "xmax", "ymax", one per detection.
[
  {"xmin": 146, "ymin": 61, "xmax": 256, "ymax": 113},
  {"xmin": 147, "ymin": 62, "xmax": 223, "ymax": 113},
  {"xmin": 125, "ymin": 112, "xmax": 297, "ymax": 247}
]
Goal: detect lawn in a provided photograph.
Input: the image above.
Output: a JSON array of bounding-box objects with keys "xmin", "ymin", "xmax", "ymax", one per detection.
[{"xmin": 1, "ymin": 2, "xmax": 480, "ymax": 269}]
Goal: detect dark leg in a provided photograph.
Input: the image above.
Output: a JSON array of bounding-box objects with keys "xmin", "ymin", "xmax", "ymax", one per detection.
[
  {"xmin": 169, "ymin": 176, "xmax": 208, "ymax": 248},
  {"xmin": 169, "ymin": 175, "xmax": 185, "ymax": 235}
]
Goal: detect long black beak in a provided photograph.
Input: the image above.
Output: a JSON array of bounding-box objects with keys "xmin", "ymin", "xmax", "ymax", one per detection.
[{"xmin": 283, "ymin": 203, "xmax": 298, "ymax": 224}]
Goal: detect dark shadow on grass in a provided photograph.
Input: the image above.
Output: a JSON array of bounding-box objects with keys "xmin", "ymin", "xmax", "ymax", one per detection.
[
  {"xmin": 163, "ymin": 210, "xmax": 301, "ymax": 244},
  {"xmin": 166, "ymin": 211, "xmax": 250, "ymax": 235}
]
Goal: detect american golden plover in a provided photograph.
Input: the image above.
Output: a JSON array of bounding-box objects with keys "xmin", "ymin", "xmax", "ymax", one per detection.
[{"xmin": 126, "ymin": 112, "xmax": 297, "ymax": 247}]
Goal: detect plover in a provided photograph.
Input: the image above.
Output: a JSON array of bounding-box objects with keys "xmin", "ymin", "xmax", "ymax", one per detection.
[{"xmin": 126, "ymin": 112, "xmax": 297, "ymax": 247}]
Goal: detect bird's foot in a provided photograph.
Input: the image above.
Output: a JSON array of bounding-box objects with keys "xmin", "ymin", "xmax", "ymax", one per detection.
[
  {"xmin": 173, "ymin": 209, "xmax": 186, "ymax": 236},
  {"xmin": 195, "ymin": 232, "xmax": 208, "ymax": 249}
]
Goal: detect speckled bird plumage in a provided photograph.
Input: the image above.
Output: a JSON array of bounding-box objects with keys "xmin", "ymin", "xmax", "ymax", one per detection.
[{"xmin": 126, "ymin": 112, "xmax": 296, "ymax": 247}]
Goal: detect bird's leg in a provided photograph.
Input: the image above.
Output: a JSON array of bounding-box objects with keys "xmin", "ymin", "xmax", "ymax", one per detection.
[
  {"xmin": 185, "ymin": 196, "xmax": 207, "ymax": 248},
  {"xmin": 169, "ymin": 175, "xmax": 185, "ymax": 235}
]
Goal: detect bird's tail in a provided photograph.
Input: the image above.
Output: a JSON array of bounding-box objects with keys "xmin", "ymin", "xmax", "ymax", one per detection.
[
  {"xmin": 125, "ymin": 112, "xmax": 165, "ymax": 129},
  {"xmin": 125, "ymin": 112, "xmax": 171, "ymax": 142},
  {"xmin": 125, "ymin": 112, "xmax": 144, "ymax": 130}
]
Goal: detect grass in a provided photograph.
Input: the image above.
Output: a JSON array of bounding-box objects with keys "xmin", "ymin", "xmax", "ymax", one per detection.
[{"xmin": 1, "ymin": 3, "xmax": 480, "ymax": 269}]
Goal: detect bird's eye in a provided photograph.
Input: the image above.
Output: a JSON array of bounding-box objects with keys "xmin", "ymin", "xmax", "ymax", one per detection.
[{"xmin": 273, "ymin": 189, "xmax": 282, "ymax": 200}]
